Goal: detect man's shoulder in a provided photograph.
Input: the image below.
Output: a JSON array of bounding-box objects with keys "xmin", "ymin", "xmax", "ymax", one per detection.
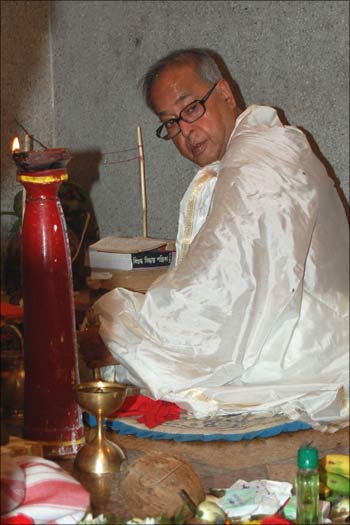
[
  {"xmin": 225, "ymin": 104, "xmax": 309, "ymax": 160},
  {"xmin": 220, "ymin": 105, "xmax": 329, "ymax": 198},
  {"xmin": 236, "ymin": 104, "xmax": 281, "ymax": 126},
  {"xmin": 229, "ymin": 105, "xmax": 300, "ymax": 139}
]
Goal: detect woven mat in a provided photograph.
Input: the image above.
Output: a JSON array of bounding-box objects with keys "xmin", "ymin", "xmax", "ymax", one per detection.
[{"xmin": 83, "ymin": 411, "xmax": 311, "ymax": 442}]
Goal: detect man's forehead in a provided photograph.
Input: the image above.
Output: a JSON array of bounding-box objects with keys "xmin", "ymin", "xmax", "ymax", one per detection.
[
  {"xmin": 152, "ymin": 67, "xmax": 207, "ymax": 116},
  {"xmin": 156, "ymin": 91, "xmax": 194, "ymax": 117}
]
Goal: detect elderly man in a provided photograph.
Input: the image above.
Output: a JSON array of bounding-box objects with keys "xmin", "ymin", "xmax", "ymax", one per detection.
[{"xmin": 81, "ymin": 48, "xmax": 349, "ymax": 428}]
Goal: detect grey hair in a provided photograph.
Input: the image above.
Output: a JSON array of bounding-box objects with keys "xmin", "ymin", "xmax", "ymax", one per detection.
[{"xmin": 141, "ymin": 48, "xmax": 223, "ymax": 112}]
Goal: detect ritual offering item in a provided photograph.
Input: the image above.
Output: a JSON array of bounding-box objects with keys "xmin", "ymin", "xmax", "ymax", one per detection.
[
  {"xmin": 12, "ymin": 143, "xmax": 84, "ymax": 457},
  {"xmin": 13, "ymin": 147, "xmax": 71, "ymax": 172},
  {"xmin": 296, "ymin": 446, "xmax": 319, "ymax": 524},
  {"xmin": 195, "ymin": 498, "xmax": 227, "ymax": 523},
  {"xmin": 74, "ymin": 381, "xmax": 136, "ymax": 475},
  {"xmin": 0, "ymin": 323, "xmax": 24, "ymax": 418},
  {"xmin": 120, "ymin": 451, "xmax": 205, "ymax": 519}
]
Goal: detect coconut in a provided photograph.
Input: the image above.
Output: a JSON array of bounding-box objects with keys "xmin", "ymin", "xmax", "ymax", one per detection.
[{"xmin": 120, "ymin": 451, "xmax": 205, "ymax": 519}]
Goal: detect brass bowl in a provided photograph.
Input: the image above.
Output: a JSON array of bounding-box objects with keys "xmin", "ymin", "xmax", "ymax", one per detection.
[{"xmin": 76, "ymin": 381, "xmax": 129, "ymax": 416}]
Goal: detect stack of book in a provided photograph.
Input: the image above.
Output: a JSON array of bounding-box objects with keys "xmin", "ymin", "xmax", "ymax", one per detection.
[{"xmin": 86, "ymin": 236, "xmax": 176, "ymax": 293}]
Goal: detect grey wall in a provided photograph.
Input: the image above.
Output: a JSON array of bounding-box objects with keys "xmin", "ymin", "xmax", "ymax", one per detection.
[
  {"xmin": 52, "ymin": 0, "xmax": 349, "ymax": 240},
  {"xmin": 1, "ymin": 1, "xmax": 349, "ymax": 270},
  {"xmin": 1, "ymin": 1, "xmax": 53, "ymax": 277}
]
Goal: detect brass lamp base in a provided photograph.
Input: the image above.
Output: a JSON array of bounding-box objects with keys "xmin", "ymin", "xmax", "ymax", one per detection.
[
  {"xmin": 74, "ymin": 381, "xmax": 137, "ymax": 476},
  {"xmin": 74, "ymin": 432, "xmax": 125, "ymax": 475}
]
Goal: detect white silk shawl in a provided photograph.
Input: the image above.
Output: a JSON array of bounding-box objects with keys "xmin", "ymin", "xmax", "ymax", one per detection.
[{"xmin": 95, "ymin": 105, "xmax": 349, "ymax": 430}]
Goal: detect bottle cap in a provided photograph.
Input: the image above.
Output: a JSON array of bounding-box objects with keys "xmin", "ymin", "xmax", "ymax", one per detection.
[{"xmin": 297, "ymin": 446, "xmax": 319, "ymax": 469}]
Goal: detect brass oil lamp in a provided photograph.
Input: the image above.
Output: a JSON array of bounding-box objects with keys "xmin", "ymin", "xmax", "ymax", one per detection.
[{"xmin": 74, "ymin": 381, "xmax": 136, "ymax": 475}]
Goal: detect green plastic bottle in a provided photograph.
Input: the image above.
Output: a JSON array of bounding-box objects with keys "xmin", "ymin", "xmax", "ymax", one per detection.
[{"xmin": 296, "ymin": 445, "xmax": 320, "ymax": 524}]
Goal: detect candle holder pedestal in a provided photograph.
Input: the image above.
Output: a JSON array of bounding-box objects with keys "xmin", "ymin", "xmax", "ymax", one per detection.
[
  {"xmin": 17, "ymin": 161, "xmax": 84, "ymax": 457},
  {"xmin": 74, "ymin": 381, "xmax": 134, "ymax": 475}
]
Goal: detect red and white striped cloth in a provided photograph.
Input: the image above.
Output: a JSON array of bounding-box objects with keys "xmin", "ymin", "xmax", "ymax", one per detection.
[
  {"xmin": 1, "ymin": 456, "xmax": 90, "ymax": 524},
  {"xmin": 1, "ymin": 456, "xmax": 25, "ymax": 514}
]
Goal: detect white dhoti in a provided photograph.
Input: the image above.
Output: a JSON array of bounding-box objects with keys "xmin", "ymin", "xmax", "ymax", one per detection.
[{"xmin": 94, "ymin": 105, "xmax": 349, "ymax": 430}]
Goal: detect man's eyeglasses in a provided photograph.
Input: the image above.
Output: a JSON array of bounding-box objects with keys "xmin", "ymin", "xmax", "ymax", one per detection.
[{"xmin": 156, "ymin": 82, "xmax": 218, "ymax": 140}]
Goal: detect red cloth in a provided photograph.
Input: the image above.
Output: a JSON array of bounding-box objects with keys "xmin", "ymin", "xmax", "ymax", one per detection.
[
  {"xmin": 0, "ymin": 302, "xmax": 24, "ymax": 320},
  {"xmin": 261, "ymin": 515, "xmax": 294, "ymax": 524},
  {"xmin": 1, "ymin": 514, "xmax": 34, "ymax": 524},
  {"xmin": 109, "ymin": 394, "xmax": 184, "ymax": 428}
]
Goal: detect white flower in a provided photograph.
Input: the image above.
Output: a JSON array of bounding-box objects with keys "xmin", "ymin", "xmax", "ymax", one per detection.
[{"xmin": 79, "ymin": 513, "xmax": 108, "ymax": 524}]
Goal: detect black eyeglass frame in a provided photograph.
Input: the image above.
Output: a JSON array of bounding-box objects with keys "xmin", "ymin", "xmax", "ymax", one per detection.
[{"xmin": 156, "ymin": 81, "xmax": 219, "ymax": 140}]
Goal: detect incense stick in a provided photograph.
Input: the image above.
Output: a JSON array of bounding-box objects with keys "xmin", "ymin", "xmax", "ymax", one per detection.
[{"xmin": 137, "ymin": 126, "xmax": 148, "ymax": 237}]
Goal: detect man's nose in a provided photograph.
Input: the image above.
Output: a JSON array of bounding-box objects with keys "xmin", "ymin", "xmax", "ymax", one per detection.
[{"xmin": 178, "ymin": 119, "xmax": 195, "ymax": 137}]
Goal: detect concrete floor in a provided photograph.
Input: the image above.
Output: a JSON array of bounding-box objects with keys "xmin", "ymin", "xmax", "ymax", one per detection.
[
  {"xmin": 70, "ymin": 294, "xmax": 350, "ymax": 519},
  {"xmin": 56, "ymin": 423, "xmax": 349, "ymax": 520},
  {"xmin": 2, "ymin": 411, "xmax": 349, "ymax": 520},
  {"xmin": 2, "ymin": 292, "xmax": 349, "ymax": 520}
]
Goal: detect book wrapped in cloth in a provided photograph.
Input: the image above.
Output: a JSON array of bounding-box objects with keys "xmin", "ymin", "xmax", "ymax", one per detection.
[
  {"xmin": 87, "ymin": 236, "xmax": 176, "ymax": 293},
  {"xmin": 88, "ymin": 267, "xmax": 169, "ymax": 293}
]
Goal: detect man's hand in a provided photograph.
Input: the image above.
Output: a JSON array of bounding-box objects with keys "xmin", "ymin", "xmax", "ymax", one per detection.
[{"xmin": 77, "ymin": 327, "xmax": 119, "ymax": 369}]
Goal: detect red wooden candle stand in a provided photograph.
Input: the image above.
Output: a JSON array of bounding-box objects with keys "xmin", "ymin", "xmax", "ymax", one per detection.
[{"xmin": 18, "ymin": 167, "xmax": 84, "ymax": 457}]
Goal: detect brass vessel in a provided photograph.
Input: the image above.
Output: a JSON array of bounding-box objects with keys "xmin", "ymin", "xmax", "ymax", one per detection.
[
  {"xmin": 74, "ymin": 381, "xmax": 136, "ymax": 475},
  {"xmin": 0, "ymin": 322, "xmax": 24, "ymax": 419}
]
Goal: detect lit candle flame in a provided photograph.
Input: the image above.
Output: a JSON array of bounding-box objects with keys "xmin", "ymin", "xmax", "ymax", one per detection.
[
  {"xmin": 96, "ymin": 380, "xmax": 105, "ymax": 393},
  {"xmin": 12, "ymin": 137, "xmax": 20, "ymax": 152}
]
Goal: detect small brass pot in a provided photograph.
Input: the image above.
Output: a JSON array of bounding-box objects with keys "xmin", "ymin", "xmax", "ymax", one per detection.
[{"xmin": 0, "ymin": 323, "xmax": 24, "ymax": 418}]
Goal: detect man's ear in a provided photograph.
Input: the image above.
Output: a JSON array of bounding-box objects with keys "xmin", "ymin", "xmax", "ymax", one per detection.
[{"xmin": 217, "ymin": 79, "xmax": 236, "ymax": 110}]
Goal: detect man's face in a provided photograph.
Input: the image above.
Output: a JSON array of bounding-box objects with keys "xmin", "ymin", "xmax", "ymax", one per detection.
[{"xmin": 150, "ymin": 64, "xmax": 238, "ymax": 167}]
